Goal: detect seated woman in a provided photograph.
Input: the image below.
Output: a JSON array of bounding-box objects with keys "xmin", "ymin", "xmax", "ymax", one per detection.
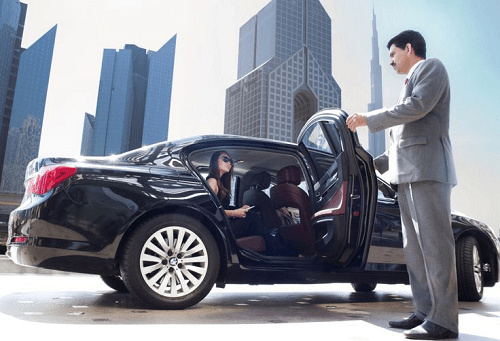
[{"xmin": 206, "ymin": 151, "xmax": 264, "ymax": 239}]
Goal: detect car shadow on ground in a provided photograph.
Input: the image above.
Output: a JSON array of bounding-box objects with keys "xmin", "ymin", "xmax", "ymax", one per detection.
[
  {"xmin": 0, "ymin": 285, "xmax": 416, "ymax": 325},
  {"xmin": 1, "ymin": 286, "xmax": 497, "ymax": 341},
  {"xmin": 0, "ymin": 282, "xmax": 493, "ymax": 341}
]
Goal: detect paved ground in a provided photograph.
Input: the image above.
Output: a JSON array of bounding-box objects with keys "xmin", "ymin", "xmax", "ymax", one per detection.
[{"xmin": 0, "ymin": 255, "xmax": 499, "ymax": 341}]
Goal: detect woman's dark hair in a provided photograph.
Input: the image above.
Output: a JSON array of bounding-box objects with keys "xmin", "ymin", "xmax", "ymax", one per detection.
[
  {"xmin": 208, "ymin": 150, "xmax": 233, "ymax": 202},
  {"xmin": 387, "ymin": 30, "xmax": 426, "ymax": 59}
]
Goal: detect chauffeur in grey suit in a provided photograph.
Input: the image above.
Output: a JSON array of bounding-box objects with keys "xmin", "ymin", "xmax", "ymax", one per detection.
[{"xmin": 347, "ymin": 30, "xmax": 458, "ymax": 340}]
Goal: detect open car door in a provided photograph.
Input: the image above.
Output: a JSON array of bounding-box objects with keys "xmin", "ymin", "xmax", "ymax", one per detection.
[{"xmin": 298, "ymin": 109, "xmax": 377, "ymax": 266}]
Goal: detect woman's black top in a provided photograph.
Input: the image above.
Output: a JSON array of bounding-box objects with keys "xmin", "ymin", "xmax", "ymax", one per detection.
[{"xmin": 207, "ymin": 176, "xmax": 230, "ymax": 209}]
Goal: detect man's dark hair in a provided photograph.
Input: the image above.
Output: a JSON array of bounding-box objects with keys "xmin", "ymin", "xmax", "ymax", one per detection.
[{"xmin": 387, "ymin": 30, "xmax": 426, "ymax": 59}]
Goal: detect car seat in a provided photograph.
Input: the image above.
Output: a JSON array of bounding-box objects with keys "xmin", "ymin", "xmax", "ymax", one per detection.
[
  {"xmin": 242, "ymin": 171, "xmax": 281, "ymax": 229},
  {"xmin": 270, "ymin": 165, "xmax": 315, "ymax": 256}
]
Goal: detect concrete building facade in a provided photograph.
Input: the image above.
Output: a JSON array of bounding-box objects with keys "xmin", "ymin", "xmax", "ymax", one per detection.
[{"xmin": 224, "ymin": 0, "xmax": 341, "ymax": 142}]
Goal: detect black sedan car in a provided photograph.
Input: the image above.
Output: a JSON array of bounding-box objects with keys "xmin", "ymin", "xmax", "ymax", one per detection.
[{"xmin": 7, "ymin": 109, "xmax": 499, "ymax": 309}]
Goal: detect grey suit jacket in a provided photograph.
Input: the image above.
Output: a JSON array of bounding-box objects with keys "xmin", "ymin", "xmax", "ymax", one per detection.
[{"xmin": 366, "ymin": 58, "xmax": 457, "ymax": 186}]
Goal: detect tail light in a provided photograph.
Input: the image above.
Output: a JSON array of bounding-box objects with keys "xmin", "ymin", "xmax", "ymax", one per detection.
[
  {"xmin": 25, "ymin": 165, "xmax": 77, "ymax": 196},
  {"xmin": 11, "ymin": 236, "xmax": 28, "ymax": 244}
]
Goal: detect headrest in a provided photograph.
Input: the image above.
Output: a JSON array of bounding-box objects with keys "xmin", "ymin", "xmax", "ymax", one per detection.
[
  {"xmin": 250, "ymin": 171, "xmax": 271, "ymax": 190},
  {"xmin": 277, "ymin": 166, "xmax": 301, "ymax": 185}
]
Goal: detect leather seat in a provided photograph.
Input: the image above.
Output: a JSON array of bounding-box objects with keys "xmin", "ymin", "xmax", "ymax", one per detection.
[
  {"xmin": 270, "ymin": 165, "xmax": 315, "ymax": 256},
  {"xmin": 236, "ymin": 172, "xmax": 281, "ymax": 254},
  {"xmin": 243, "ymin": 171, "xmax": 281, "ymax": 229}
]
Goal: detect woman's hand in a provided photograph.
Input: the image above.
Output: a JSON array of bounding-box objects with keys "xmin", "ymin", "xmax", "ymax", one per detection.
[{"xmin": 231, "ymin": 205, "xmax": 250, "ymax": 218}]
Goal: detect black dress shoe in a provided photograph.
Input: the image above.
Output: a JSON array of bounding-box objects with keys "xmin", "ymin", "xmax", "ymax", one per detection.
[
  {"xmin": 404, "ymin": 321, "xmax": 458, "ymax": 340},
  {"xmin": 389, "ymin": 313, "xmax": 424, "ymax": 329}
]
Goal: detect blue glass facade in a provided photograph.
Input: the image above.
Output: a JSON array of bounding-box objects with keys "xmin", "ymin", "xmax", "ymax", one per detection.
[
  {"xmin": 142, "ymin": 34, "xmax": 176, "ymax": 146},
  {"xmin": 92, "ymin": 48, "xmax": 135, "ymax": 156},
  {"xmin": 80, "ymin": 112, "xmax": 95, "ymax": 156},
  {"xmin": 90, "ymin": 35, "xmax": 176, "ymax": 156},
  {"xmin": 127, "ymin": 44, "xmax": 148, "ymax": 151},
  {"xmin": 92, "ymin": 49, "xmax": 115, "ymax": 155},
  {"xmin": 225, "ymin": 0, "xmax": 341, "ymax": 142},
  {"xmin": 0, "ymin": 25, "xmax": 56, "ymax": 193},
  {"xmin": 0, "ymin": 0, "xmax": 25, "ymax": 185},
  {"xmin": 0, "ymin": 0, "xmax": 20, "ymax": 117}
]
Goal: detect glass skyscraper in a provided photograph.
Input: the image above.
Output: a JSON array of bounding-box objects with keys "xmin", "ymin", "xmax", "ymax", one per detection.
[
  {"xmin": 92, "ymin": 46, "xmax": 139, "ymax": 156},
  {"xmin": 367, "ymin": 9, "xmax": 385, "ymax": 157},
  {"xmin": 0, "ymin": 0, "xmax": 26, "ymax": 185},
  {"xmin": 224, "ymin": 0, "xmax": 341, "ymax": 142},
  {"xmin": 80, "ymin": 112, "xmax": 95, "ymax": 156},
  {"xmin": 0, "ymin": 24, "xmax": 57, "ymax": 193},
  {"xmin": 89, "ymin": 35, "xmax": 176, "ymax": 156},
  {"xmin": 142, "ymin": 35, "xmax": 176, "ymax": 146}
]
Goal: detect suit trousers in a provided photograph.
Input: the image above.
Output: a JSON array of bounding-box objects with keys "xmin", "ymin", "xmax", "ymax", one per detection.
[{"xmin": 398, "ymin": 181, "xmax": 458, "ymax": 333}]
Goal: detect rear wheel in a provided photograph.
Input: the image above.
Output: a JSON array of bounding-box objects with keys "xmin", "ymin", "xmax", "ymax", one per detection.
[
  {"xmin": 456, "ymin": 235, "xmax": 483, "ymax": 301},
  {"xmin": 120, "ymin": 214, "xmax": 220, "ymax": 309},
  {"xmin": 351, "ymin": 283, "xmax": 377, "ymax": 292}
]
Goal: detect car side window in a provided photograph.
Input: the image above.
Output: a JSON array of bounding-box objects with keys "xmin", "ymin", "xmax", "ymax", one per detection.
[
  {"xmin": 301, "ymin": 122, "xmax": 337, "ymax": 183},
  {"xmin": 302, "ymin": 123, "xmax": 332, "ymax": 154}
]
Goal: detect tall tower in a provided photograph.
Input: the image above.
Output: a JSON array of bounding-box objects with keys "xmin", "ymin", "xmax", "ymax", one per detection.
[
  {"xmin": 0, "ymin": 25, "xmax": 57, "ymax": 193},
  {"xmin": 367, "ymin": 8, "xmax": 385, "ymax": 157},
  {"xmin": 142, "ymin": 35, "xmax": 176, "ymax": 146},
  {"xmin": 0, "ymin": 0, "xmax": 26, "ymax": 184},
  {"xmin": 92, "ymin": 45, "xmax": 144, "ymax": 156},
  {"xmin": 90, "ymin": 35, "xmax": 176, "ymax": 156},
  {"xmin": 224, "ymin": 0, "xmax": 341, "ymax": 142},
  {"xmin": 80, "ymin": 112, "xmax": 95, "ymax": 156}
]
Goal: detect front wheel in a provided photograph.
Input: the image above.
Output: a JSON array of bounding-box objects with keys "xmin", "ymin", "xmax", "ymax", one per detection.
[
  {"xmin": 100, "ymin": 274, "xmax": 129, "ymax": 293},
  {"xmin": 456, "ymin": 235, "xmax": 483, "ymax": 301},
  {"xmin": 351, "ymin": 283, "xmax": 377, "ymax": 292},
  {"xmin": 120, "ymin": 214, "xmax": 220, "ymax": 309}
]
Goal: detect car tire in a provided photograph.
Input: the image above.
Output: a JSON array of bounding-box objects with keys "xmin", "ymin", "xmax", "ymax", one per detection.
[
  {"xmin": 120, "ymin": 214, "xmax": 220, "ymax": 309},
  {"xmin": 351, "ymin": 283, "xmax": 377, "ymax": 292},
  {"xmin": 100, "ymin": 274, "xmax": 129, "ymax": 293},
  {"xmin": 456, "ymin": 235, "xmax": 483, "ymax": 301}
]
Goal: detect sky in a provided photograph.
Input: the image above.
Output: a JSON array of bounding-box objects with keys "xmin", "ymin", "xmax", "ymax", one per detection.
[{"xmin": 18, "ymin": 0, "xmax": 500, "ymax": 232}]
